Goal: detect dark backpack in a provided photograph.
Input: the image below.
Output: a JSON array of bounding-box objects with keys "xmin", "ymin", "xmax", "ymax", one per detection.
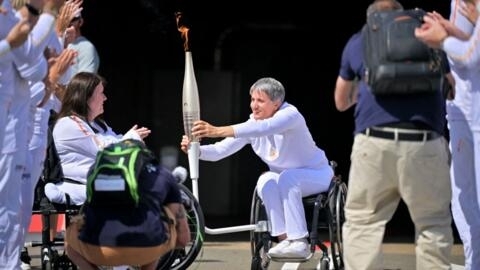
[
  {"xmin": 86, "ymin": 139, "xmax": 158, "ymax": 208},
  {"xmin": 33, "ymin": 110, "xmax": 64, "ymax": 209},
  {"xmin": 362, "ymin": 8, "xmax": 445, "ymax": 95},
  {"xmin": 42, "ymin": 110, "xmax": 64, "ymax": 184}
]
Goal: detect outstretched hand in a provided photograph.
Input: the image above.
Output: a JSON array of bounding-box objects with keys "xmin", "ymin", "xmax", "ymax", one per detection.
[
  {"xmin": 180, "ymin": 119, "xmax": 234, "ymax": 153},
  {"xmin": 191, "ymin": 120, "xmax": 217, "ymax": 138},
  {"xmin": 130, "ymin": 124, "xmax": 151, "ymax": 139},
  {"xmin": 191, "ymin": 120, "xmax": 233, "ymax": 138}
]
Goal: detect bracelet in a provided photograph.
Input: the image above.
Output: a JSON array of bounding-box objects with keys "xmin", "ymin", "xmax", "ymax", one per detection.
[{"xmin": 25, "ymin": 3, "xmax": 40, "ymax": 16}]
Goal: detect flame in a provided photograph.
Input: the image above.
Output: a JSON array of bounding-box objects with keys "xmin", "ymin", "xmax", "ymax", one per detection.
[{"xmin": 175, "ymin": 12, "xmax": 190, "ymax": 52}]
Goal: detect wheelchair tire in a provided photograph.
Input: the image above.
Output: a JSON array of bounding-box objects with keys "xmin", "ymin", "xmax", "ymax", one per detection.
[
  {"xmin": 157, "ymin": 184, "xmax": 205, "ymax": 270},
  {"xmin": 328, "ymin": 179, "xmax": 347, "ymax": 270},
  {"xmin": 250, "ymin": 188, "xmax": 271, "ymax": 270},
  {"xmin": 320, "ymin": 257, "xmax": 330, "ymax": 270},
  {"xmin": 156, "ymin": 249, "xmax": 180, "ymax": 270},
  {"xmin": 55, "ymin": 251, "xmax": 78, "ymax": 270},
  {"xmin": 41, "ymin": 246, "xmax": 54, "ymax": 270}
]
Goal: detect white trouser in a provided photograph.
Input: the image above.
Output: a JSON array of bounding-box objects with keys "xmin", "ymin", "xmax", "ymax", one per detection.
[
  {"xmin": 21, "ymin": 147, "xmax": 46, "ymax": 238},
  {"xmin": 256, "ymin": 167, "xmax": 333, "ymax": 240},
  {"xmin": 44, "ymin": 181, "xmax": 86, "ymax": 206},
  {"xmin": 0, "ymin": 97, "xmax": 9, "ymax": 152},
  {"xmin": 0, "ymin": 153, "xmax": 24, "ymax": 269},
  {"xmin": 449, "ymin": 119, "xmax": 480, "ymax": 270}
]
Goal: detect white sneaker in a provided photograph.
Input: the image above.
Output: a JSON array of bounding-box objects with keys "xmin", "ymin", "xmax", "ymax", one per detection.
[
  {"xmin": 267, "ymin": 239, "xmax": 291, "ymax": 257},
  {"xmin": 269, "ymin": 238, "xmax": 310, "ymax": 258},
  {"xmin": 284, "ymin": 238, "xmax": 310, "ymax": 258},
  {"xmin": 20, "ymin": 247, "xmax": 31, "ymax": 270},
  {"xmin": 20, "ymin": 262, "xmax": 31, "ymax": 270}
]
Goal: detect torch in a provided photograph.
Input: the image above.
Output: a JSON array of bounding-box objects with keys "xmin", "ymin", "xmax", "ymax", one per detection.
[{"xmin": 177, "ymin": 12, "xmax": 201, "ymax": 199}]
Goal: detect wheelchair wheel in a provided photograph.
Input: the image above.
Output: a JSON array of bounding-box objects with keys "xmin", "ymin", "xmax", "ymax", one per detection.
[
  {"xmin": 156, "ymin": 249, "xmax": 179, "ymax": 270},
  {"xmin": 55, "ymin": 250, "xmax": 78, "ymax": 270},
  {"xmin": 157, "ymin": 184, "xmax": 205, "ymax": 270},
  {"xmin": 250, "ymin": 188, "xmax": 272, "ymax": 270},
  {"xmin": 41, "ymin": 246, "xmax": 57, "ymax": 270},
  {"xmin": 328, "ymin": 179, "xmax": 347, "ymax": 270},
  {"xmin": 319, "ymin": 257, "xmax": 330, "ymax": 270}
]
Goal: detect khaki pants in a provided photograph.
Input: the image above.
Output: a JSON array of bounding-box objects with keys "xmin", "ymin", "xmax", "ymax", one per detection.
[
  {"xmin": 343, "ymin": 134, "xmax": 453, "ymax": 270},
  {"xmin": 66, "ymin": 207, "xmax": 177, "ymax": 267}
]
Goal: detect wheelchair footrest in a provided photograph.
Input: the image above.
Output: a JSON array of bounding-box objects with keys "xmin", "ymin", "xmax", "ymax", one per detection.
[{"xmin": 267, "ymin": 253, "xmax": 313, "ymax": 263}]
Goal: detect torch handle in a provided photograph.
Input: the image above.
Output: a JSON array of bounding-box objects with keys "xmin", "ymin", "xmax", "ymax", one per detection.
[{"xmin": 187, "ymin": 141, "xmax": 200, "ymax": 180}]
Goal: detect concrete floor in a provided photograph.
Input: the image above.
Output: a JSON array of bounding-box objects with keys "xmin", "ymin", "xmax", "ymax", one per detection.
[{"xmin": 25, "ymin": 232, "xmax": 465, "ymax": 270}]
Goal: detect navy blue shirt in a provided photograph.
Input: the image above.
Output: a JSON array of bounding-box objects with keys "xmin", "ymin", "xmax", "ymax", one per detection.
[
  {"xmin": 338, "ymin": 31, "xmax": 447, "ymax": 135},
  {"xmin": 79, "ymin": 165, "xmax": 182, "ymax": 247}
]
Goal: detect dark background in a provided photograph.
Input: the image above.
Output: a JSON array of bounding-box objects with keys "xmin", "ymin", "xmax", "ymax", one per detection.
[{"xmin": 78, "ymin": 0, "xmax": 454, "ymax": 240}]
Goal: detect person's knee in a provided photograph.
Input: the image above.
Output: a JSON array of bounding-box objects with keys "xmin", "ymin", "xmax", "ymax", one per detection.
[
  {"xmin": 44, "ymin": 183, "xmax": 66, "ymax": 204},
  {"xmin": 277, "ymin": 171, "xmax": 298, "ymax": 194},
  {"xmin": 257, "ymin": 172, "xmax": 280, "ymax": 198}
]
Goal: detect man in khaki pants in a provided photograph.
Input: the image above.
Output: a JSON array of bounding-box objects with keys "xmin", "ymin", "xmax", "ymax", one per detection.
[{"xmin": 334, "ymin": 0, "xmax": 454, "ymax": 269}]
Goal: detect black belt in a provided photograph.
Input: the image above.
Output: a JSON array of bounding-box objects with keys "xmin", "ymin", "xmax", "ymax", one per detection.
[{"xmin": 361, "ymin": 127, "xmax": 440, "ymax": 141}]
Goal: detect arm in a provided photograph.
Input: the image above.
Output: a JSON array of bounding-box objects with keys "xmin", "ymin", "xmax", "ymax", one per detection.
[
  {"xmin": 10, "ymin": 12, "xmax": 55, "ymax": 64},
  {"xmin": 0, "ymin": 17, "xmax": 31, "ymax": 58},
  {"xmin": 180, "ymin": 135, "xmax": 248, "ymax": 162},
  {"xmin": 459, "ymin": 0, "xmax": 478, "ymax": 26},
  {"xmin": 53, "ymin": 116, "xmax": 106, "ymax": 158},
  {"xmin": 450, "ymin": 0, "xmax": 475, "ymax": 35},
  {"xmin": 334, "ymin": 32, "xmax": 360, "ymax": 112},
  {"xmin": 334, "ymin": 76, "xmax": 358, "ymax": 111},
  {"xmin": 54, "ymin": 116, "xmax": 127, "ymax": 156},
  {"xmin": 1, "ymin": 17, "xmax": 31, "ymax": 55},
  {"xmin": 442, "ymin": 22, "xmax": 480, "ymax": 69},
  {"xmin": 190, "ymin": 105, "xmax": 301, "ymax": 140},
  {"xmin": 427, "ymin": 8, "xmax": 472, "ymax": 41},
  {"xmin": 415, "ymin": 16, "xmax": 480, "ymax": 68},
  {"xmin": 9, "ymin": 0, "xmax": 63, "ymax": 63},
  {"xmin": 39, "ymin": 48, "xmax": 77, "ymax": 107}
]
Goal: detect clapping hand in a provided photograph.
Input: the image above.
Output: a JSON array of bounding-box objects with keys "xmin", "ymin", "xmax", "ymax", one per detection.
[{"xmin": 130, "ymin": 125, "xmax": 151, "ymax": 139}]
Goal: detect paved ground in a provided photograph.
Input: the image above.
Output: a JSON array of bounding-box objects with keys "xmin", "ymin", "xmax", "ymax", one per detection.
[{"xmin": 26, "ymin": 232, "xmax": 466, "ymax": 270}]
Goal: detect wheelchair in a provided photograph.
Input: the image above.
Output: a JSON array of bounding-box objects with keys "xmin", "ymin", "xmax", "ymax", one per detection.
[
  {"xmin": 156, "ymin": 183, "xmax": 205, "ymax": 270},
  {"xmin": 249, "ymin": 161, "xmax": 348, "ymax": 270},
  {"xmin": 29, "ymin": 187, "xmax": 81, "ymax": 270}
]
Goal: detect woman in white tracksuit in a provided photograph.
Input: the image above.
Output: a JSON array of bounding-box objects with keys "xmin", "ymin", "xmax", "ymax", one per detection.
[
  {"xmin": 415, "ymin": 1, "xmax": 480, "ymax": 268},
  {"xmin": 180, "ymin": 77, "xmax": 333, "ymax": 259},
  {"xmin": 45, "ymin": 72, "xmax": 151, "ymax": 206}
]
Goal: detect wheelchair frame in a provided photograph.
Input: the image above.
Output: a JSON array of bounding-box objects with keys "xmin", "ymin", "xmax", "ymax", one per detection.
[
  {"xmin": 250, "ymin": 171, "xmax": 347, "ymax": 270},
  {"xmin": 27, "ymin": 195, "xmax": 80, "ymax": 270}
]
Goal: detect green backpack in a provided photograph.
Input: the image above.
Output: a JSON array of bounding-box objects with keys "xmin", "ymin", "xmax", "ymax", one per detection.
[{"xmin": 86, "ymin": 139, "xmax": 157, "ymax": 208}]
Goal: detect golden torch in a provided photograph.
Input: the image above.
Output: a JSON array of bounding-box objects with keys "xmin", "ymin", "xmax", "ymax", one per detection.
[{"xmin": 177, "ymin": 13, "xmax": 201, "ymax": 192}]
